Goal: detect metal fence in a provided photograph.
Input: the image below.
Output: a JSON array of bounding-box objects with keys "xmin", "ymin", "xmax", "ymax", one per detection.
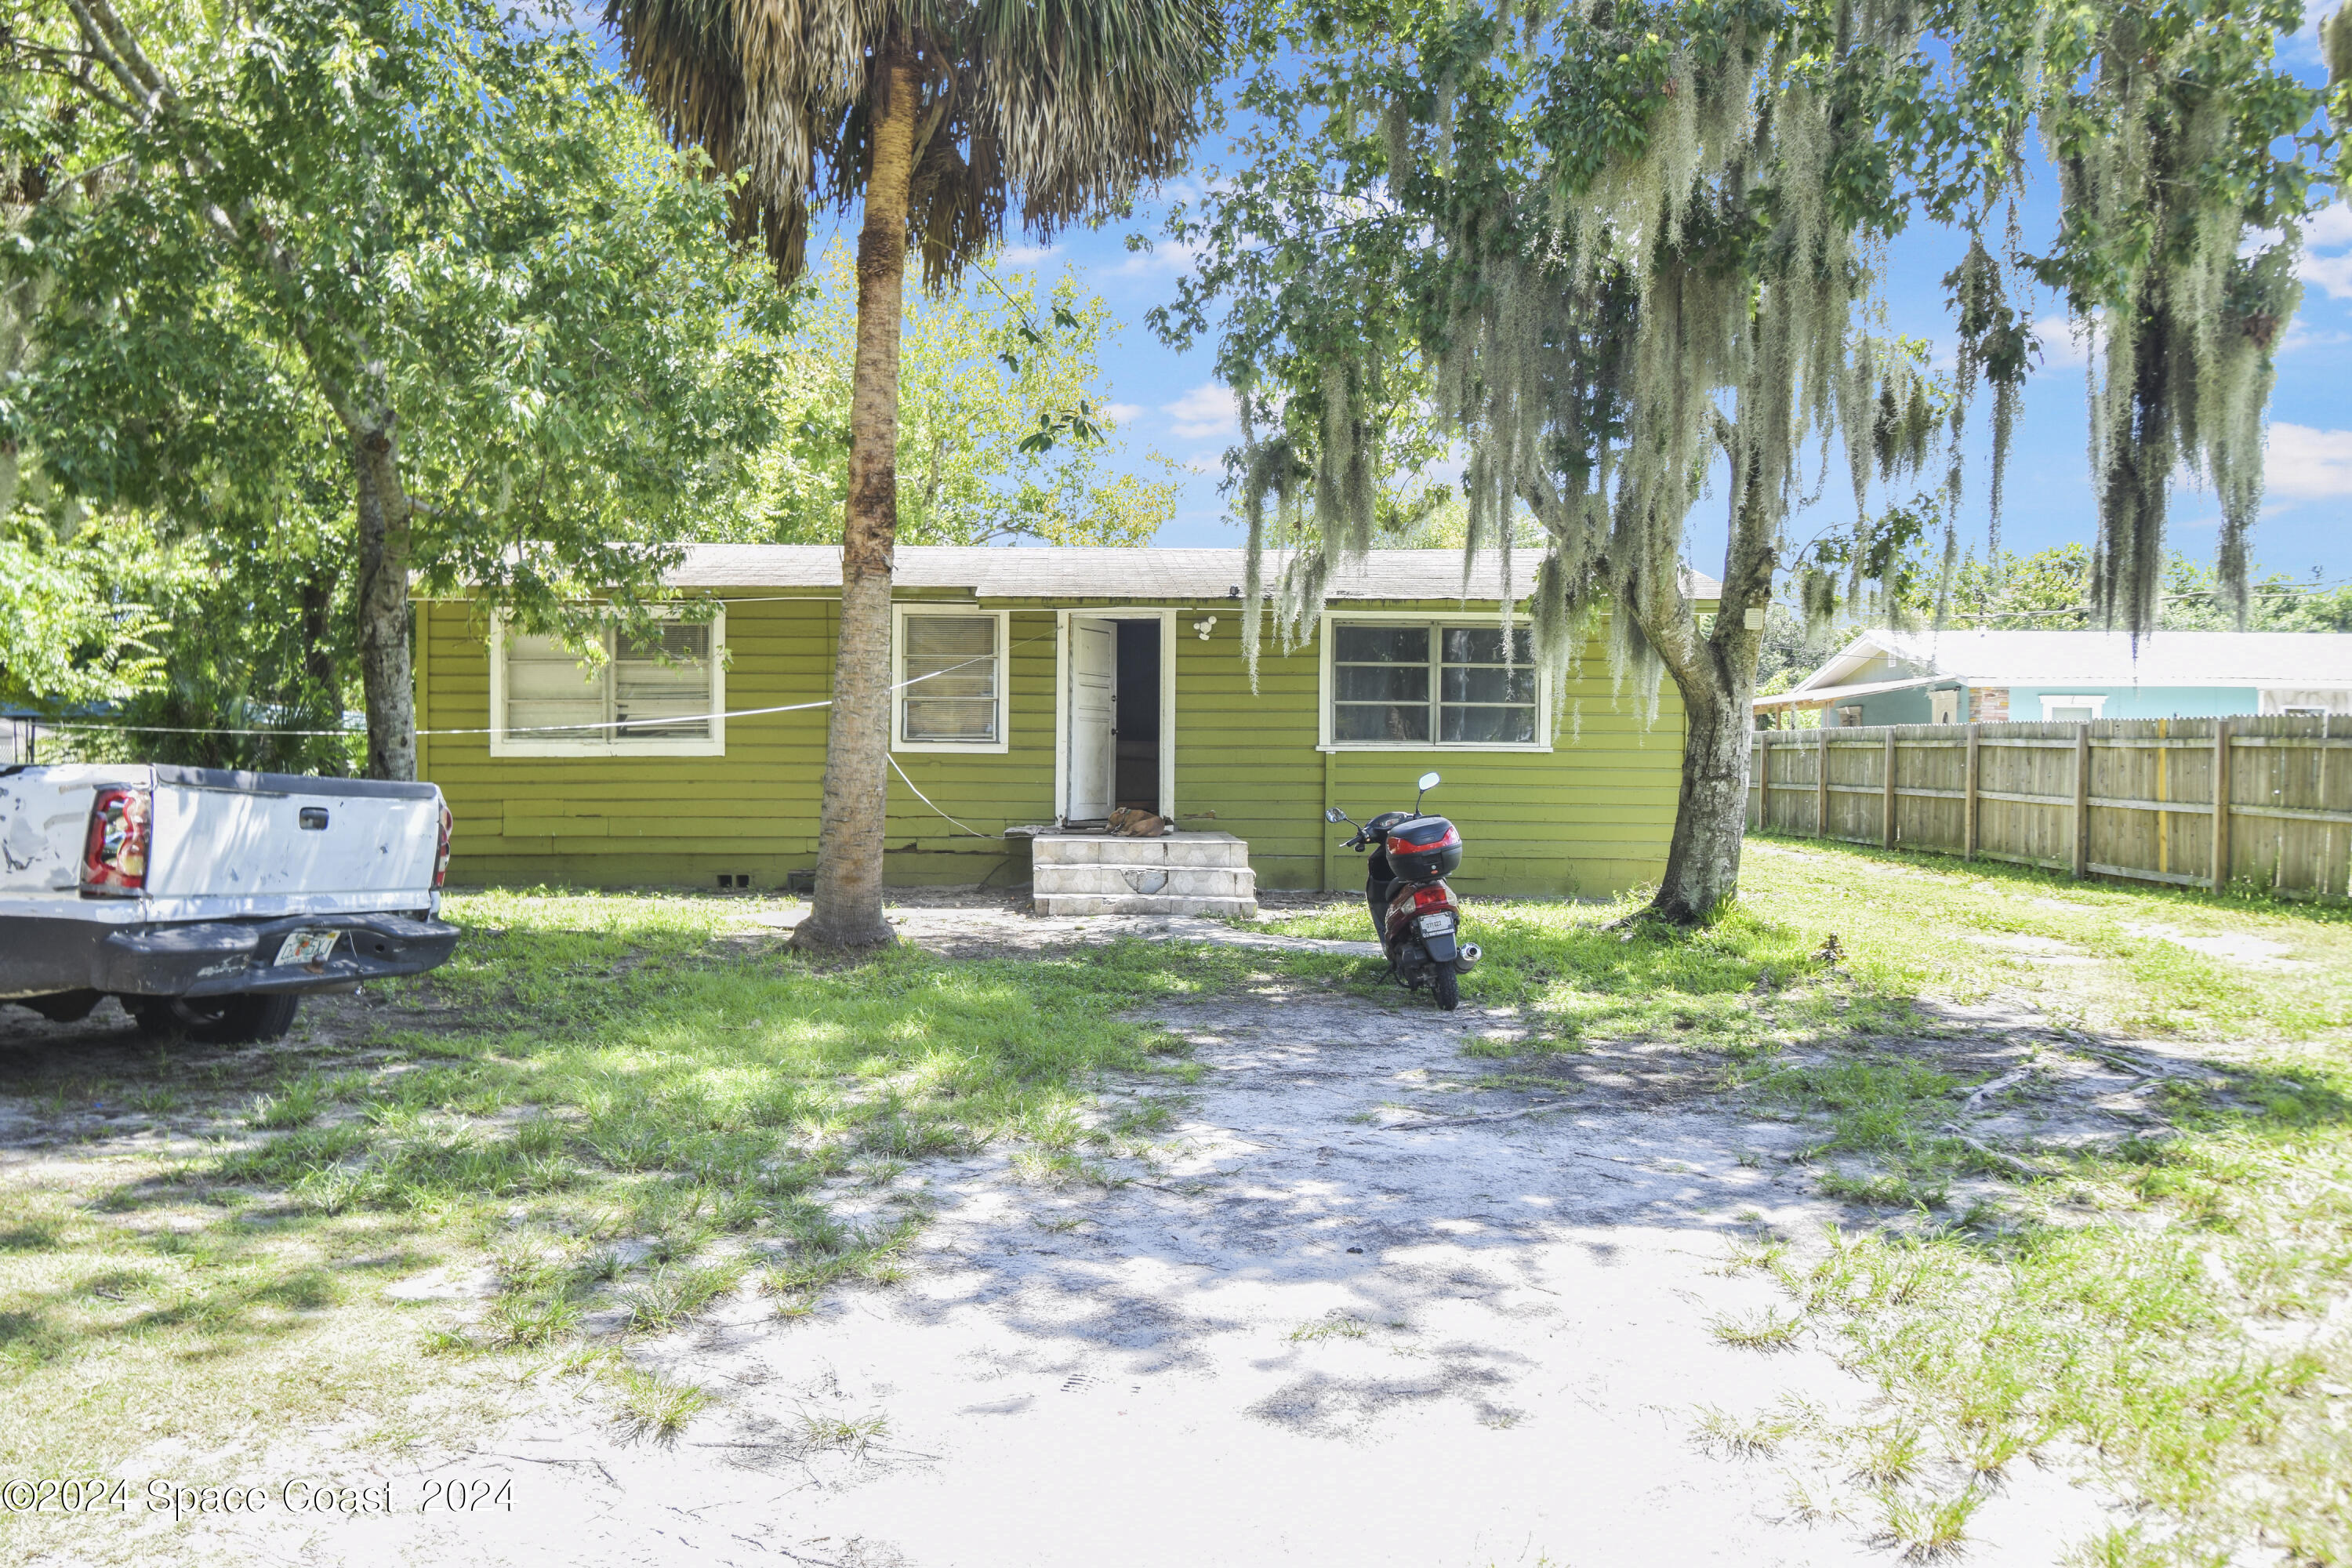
[{"xmin": 1747, "ymin": 714, "xmax": 2352, "ymax": 898}]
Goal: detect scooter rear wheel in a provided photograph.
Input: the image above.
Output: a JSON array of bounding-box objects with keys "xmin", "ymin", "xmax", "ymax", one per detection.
[{"xmin": 1432, "ymin": 960, "xmax": 1460, "ymax": 1011}]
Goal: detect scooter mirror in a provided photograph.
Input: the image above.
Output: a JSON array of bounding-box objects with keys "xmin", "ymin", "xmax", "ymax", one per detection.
[
  {"xmin": 1417, "ymin": 771, "xmax": 1441, "ymax": 793},
  {"xmin": 1323, "ymin": 807, "xmax": 1348, "ymax": 823}
]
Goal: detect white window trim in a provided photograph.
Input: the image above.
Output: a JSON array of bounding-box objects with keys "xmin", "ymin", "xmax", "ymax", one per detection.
[
  {"xmin": 2038, "ymin": 693, "xmax": 2108, "ymax": 720},
  {"xmin": 892, "ymin": 603, "xmax": 1011, "ymax": 754},
  {"xmin": 1316, "ymin": 608, "xmax": 1552, "ymax": 753},
  {"xmin": 489, "ymin": 607, "xmax": 726, "ymax": 758}
]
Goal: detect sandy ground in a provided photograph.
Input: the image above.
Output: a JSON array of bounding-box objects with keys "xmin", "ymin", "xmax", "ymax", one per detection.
[{"xmin": 85, "ymin": 906, "xmax": 2134, "ymax": 1568}]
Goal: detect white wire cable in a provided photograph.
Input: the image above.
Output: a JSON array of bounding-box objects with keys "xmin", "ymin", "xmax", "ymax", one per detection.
[{"xmin": 887, "ymin": 755, "xmax": 1005, "ymax": 840}]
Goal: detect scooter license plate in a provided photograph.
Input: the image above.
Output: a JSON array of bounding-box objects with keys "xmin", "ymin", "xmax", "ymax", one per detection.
[
  {"xmin": 274, "ymin": 930, "xmax": 339, "ymax": 966},
  {"xmin": 1417, "ymin": 913, "xmax": 1456, "ymax": 935}
]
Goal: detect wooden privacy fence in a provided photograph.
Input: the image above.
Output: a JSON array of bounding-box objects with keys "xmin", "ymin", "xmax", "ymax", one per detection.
[{"xmin": 1747, "ymin": 714, "xmax": 2352, "ymax": 899}]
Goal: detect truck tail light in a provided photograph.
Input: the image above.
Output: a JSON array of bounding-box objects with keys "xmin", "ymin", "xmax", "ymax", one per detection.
[
  {"xmin": 1411, "ymin": 884, "xmax": 1454, "ymax": 913},
  {"xmin": 82, "ymin": 786, "xmax": 152, "ymax": 896},
  {"xmin": 434, "ymin": 802, "xmax": 453, "ymax": 889}
]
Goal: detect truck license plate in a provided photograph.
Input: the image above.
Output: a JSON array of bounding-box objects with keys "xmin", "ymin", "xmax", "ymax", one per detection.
[{"xmin": 274, "ymin": 930, "xmax": 338, "ymax": 966}]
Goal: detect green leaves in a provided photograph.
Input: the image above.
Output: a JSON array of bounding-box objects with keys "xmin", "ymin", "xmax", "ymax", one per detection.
[
  {"xmin": 5, "ymin": 0, "xmax": 793, "ymax": 714},
  {"xmin": 743, "ymin": 248, "xmax": 1171, "ymax": 547}
]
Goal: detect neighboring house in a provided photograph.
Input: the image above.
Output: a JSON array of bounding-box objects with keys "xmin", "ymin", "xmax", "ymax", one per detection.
[
  {"xmin": 1755, "ymin": 629, "xmax": 2352, "ymax": 728},
  {"xmin": 417, "ymin": 546, "xmax": 1715, "ymax": 897}
]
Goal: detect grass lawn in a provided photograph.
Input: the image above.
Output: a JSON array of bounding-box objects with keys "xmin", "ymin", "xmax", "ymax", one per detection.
[
  {"xmin": 0, "ymin": 895, "xmax": 1240, "ymax": 1560},
  {"xmin": 2, "ymin": 842, "xmax": 2347, "ymax": 1566},
  {"xmin": 1267, "ymin": 837, "xmax": 2352, "ymax": 1566}
]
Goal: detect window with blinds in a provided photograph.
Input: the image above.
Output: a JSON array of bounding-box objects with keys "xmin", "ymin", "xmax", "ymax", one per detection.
[
  {"xmin": 895, "ymin": 609, "xmax": 1007, "ymax": 749},
  {"xmin": 494, "ymin": 613, "xmax": 722, "ymax": 756},
  {"xmin": 1328, "ymin": 622, "xmax": 1541, "ymax": 748}
]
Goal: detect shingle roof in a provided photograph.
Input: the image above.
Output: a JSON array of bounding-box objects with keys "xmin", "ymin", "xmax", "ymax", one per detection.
[
  {"xmin": 1799, "ymin": 628, "xmax": 2352, "ymax": 691},
  {"xmin": 663, "ymin": 544, "xmax": 1723, "ymax": 603}
]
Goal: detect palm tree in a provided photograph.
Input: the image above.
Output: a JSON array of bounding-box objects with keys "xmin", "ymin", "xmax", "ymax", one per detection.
[{"xmin": 603, "ymin": 0, "xmax": 1222, "ymax": 947}]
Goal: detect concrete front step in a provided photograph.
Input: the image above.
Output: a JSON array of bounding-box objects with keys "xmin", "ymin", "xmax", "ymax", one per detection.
[
  {"xmin": 1031, "ymin": 830, "xmax": 1250, "ymax": 869},
  {"xmin": 1033, "ymin": 865, "xmax": 1256, "ymax": 899},
  {"xmin": 1033, "ymin": 893, "xmax": 1260, "ymax": 918},
  {"xmin": 1028, "ymin": 831, "xmax": 1258, "ymax": 916}
]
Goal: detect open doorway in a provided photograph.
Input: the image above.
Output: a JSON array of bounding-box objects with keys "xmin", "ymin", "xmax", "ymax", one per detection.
[
  {"xmin": 1062, "ymin": 615, "xmax": 1170, "ymax": 824},
  {"xmin": 1115, "ymin": 620, "xmax": 1160, "ymax": 813}
]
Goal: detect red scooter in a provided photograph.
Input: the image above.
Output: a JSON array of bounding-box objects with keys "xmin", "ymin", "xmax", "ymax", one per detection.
[{"xmin": 1327, "ymin": 771, "xmax": 1481, "ymax": 1011}]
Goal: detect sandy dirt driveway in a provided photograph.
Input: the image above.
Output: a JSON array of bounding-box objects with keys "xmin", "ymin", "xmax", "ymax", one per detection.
[{"xmin": 179, "ymin": 919, "xmax": 2114, "ymax": 1568}]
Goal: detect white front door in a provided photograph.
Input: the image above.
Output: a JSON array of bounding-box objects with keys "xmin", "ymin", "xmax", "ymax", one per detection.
[{"xmin": 1067, "ymin": 618, "xmax": 1118, "ymax": 821}]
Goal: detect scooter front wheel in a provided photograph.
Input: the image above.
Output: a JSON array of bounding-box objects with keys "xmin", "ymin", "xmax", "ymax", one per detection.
[{"xmin": 1432, "ymin": 959, "xmax": 1460, "ymax": 1011}]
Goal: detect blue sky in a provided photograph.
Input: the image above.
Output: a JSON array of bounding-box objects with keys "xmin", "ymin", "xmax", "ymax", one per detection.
[{"xmin": 586, "ymin": 9, "xmax": 2349, "ymax": 586}]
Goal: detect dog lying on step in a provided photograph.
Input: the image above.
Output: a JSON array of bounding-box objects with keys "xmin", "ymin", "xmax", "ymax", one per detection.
[{"xmin": 1105, "ymin": 807, "xmax": 1172, "ymax": 837}]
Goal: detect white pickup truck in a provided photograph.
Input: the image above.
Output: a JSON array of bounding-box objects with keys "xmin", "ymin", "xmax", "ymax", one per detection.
[{"xmin": 1, "ymin": 764, "xmax": 459, "ymax": 1042}]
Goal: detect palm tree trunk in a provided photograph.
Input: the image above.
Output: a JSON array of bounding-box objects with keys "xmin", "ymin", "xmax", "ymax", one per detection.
[{"xmin": 797, "ymin": 45, "xmax": 916, "ymax": 949}]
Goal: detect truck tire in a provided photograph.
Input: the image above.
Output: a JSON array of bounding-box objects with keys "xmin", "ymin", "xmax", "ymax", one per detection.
[
  {"xmin": 129, "ymin": 993, "xmax": 303, "ymax": 1044},
  {"xmin": 1432, "ymin": 960, "xmax": 1460, "ymax": 1012}
]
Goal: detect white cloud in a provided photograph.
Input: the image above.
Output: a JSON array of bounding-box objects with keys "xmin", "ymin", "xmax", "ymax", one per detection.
[
  {"xmin": 1163, "ymin": 383, "xmax": 1238, "ymax": 441},
  {"xmin": 2300, "ymin": 203, "xmax": 2352, "ymax": 299},
  {"xmin": 1100, "ymin": 402, "xmax": 1143, "ymax": 426},
  {"xmin": 2299, "ymin": 251, "xmax": 2352, "ymax": 301},
  {"xmin": 2265, "ymin": 423, "xmax": 2352, "ymax": 500},
  {"xmin": 1183, "ymin": 455, "xmax": 1224, "ymax": 476},
  {"xmin": 2031, "ymin": 314, "xmax": 2093, "ymax": 373},
  {"xmin": 2306, "ymin": 202, "xmax": 2352, "ymax": 249},
  {"xmin": 1115, "ymin": 237, "xmax": 1203, "ymax": 278},
  {"xmin": 996, "ymin": 243, "xmax": 1059, "ymax": 268},
  {"xmin": 2281, "ymin": 320, "xmax": 2352, "ymax": 354}
]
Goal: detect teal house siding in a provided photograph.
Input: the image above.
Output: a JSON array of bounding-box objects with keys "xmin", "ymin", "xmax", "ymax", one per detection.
[
  {"xmin": 1832, "ymin": 683, "xmax": 2267, "ymax": 726},
  {"xmin": 1763, "ymin": 630, "xmax": 2350, "ymax": 728},
  {"xmin": 2002, "ymin": 685, "xmax": 2263, "ymax": 720}
]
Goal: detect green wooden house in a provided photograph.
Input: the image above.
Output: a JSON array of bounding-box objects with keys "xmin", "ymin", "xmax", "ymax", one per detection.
[{"xmin": 416, "ymin": 546, "xmax": 1708, "ymax": 899}]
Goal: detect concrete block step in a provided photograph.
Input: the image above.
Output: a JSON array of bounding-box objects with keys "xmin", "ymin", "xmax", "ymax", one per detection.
[
  {"xmin": 1033, "ymin": 894, "xmax": 1260, "ymax": 918},
  {"xmin": 1031, "ymin": 833, "xmax": 1250, "ymax": 869},
  {"xmin": 1032, "ymin": 865, "xmax": 1256, "ymax": 899}
]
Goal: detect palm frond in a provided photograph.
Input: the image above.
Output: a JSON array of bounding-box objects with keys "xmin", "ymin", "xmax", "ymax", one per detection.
[{"xmin": 601, "ymin": 0, "xmax": 1221, "ymax": 286}]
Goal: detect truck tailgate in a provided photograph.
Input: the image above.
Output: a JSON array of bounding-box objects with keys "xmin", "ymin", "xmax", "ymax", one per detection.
[{"xmin": 146, "ymin": 768, "xmax": 441, "ymax": 902}]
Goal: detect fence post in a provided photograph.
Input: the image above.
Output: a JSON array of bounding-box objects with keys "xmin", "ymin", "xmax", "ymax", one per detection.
[
  {"xmin": 1963, "ymin": 722, "xmax": 1980, "ymax": 858},
  {"xmin": 1755, "ymin": 732, "xmax": 1771, "ymax": 830},
  {"xmin": 1817, "ymin": 726, "xmax": 1830, "ymax": 839},
  {"xmin": 2211, "ymin": 719, "xmax": 2233, "ymax": 891},
  {"xmin": 2072, "ymin": 724, "xmax": 2092, "ymax": 880},
  {"xmin": 1882, "ymin": 730, "xmax": 1897, "ymax": 848}
]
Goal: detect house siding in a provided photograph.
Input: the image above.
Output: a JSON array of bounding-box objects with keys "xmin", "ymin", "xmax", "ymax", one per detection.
[
  {"xmin": 1824, "ymin": 681, "xmax": 2267, "ymax": 728},
  {"xmin": 420, "ymin": 591, "xmax": 1683, "ymax": 899}
]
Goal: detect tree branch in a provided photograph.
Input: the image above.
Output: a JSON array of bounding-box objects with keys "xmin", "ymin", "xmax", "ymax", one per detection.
[{"xmin": 56, "ymin": 0, "xmax": 149, "ymax": 113}]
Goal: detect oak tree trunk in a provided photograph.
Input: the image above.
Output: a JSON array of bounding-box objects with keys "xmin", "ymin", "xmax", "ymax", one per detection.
[
  {"xmin": 1639, "ymin": 448, "xmax": 1776, "ymax": 925},
  {"xmin": 352, "ymin": 426, "xmax": 416, "ymax": 783},
  {"xmin": 797, "ymin": 45, "xmax": 916, "ymax": 949}
]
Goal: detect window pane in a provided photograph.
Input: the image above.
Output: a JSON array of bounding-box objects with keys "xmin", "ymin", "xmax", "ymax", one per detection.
[
  {"xmin": 902, "ymin": 616, "xmax": 998, "ymax": 741},
  {"xmin": 1443, "ymin": 666, "xmax": 1537, "ymax": 705},
  {"xmin": 906, "ymin": 616, "xmax": 996, "ymax": 658},
  {"xmin": 1441, "ymin": 626, "xmax": 1534, "ymax": 665},
  {"xmin": 1335, "ymin": 663, "xmax": 1430, "ymax": 703},
  {"xmin": 905, "ymin": 698, "xmax": 998, "ymax": 742},
  {"xmin": 1334, "ymin": 624, "xmax": 1428, "ymax": 665},
  {"xmin": 1334, "ymin": 703, "xmax": 1432, "ymax": 742},
  {"xmin": 615, "ymin": 622, "xmax": 711, "ymax": 739},
  {"xmin": 505, "ymin": 633, "xmax": 606, "ymax": 738},
  {"xmin": 1440, "ymin": 705, "xmax": 1537, "ymax": 743}
]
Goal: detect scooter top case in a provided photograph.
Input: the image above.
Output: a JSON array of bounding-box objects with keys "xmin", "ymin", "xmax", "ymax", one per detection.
[{"xmin": 1381, "ymin": 816, "xmax": 1462, "ymax": 881}]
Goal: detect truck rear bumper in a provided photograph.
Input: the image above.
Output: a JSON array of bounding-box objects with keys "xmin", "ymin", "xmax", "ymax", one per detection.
[{"xmin": 2, "ymin": 913, "xmax": 459, "ymax": 1000}]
